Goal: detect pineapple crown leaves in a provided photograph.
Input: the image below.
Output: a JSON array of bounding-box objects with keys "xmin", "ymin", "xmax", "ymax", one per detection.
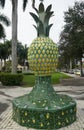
[
  {"xmin": 45, "ymin": 11, "xmax": 54, "ymax": 25},
  {"xmin": 30, "ymin": 12, "xmax": 40, "ymax": 24},
  {"xmin": 30, "ymin": 2, "xmax": 54, "ymax": 37},
  {"xmin": 39, "ymin": 2, "xmax": 44, "ymax": 12},
  {"xmin": 46, "ymin": 24, "xmax": 53, "ymax": 36},
  {"xmin": 30, "ymin": 12, "xmax": 44, "ymax": 35},
  {"xmin": 33, "ymin": 22, "xmax": 44, "ymax": 36},
  {"xmin": 46, "ymin": 4, "xmax": 52, "ymax": 13}
]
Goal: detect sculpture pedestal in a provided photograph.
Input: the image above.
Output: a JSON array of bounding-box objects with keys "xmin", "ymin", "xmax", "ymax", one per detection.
[{"xmin": 12, "ymin": 76, "xmax": 76, "ymax": 129}]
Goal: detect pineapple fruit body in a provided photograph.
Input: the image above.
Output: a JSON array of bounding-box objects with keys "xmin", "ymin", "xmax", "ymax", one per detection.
[{"xmin": 28, "ymin": 37, "xmax": 58, "ymax": 75}]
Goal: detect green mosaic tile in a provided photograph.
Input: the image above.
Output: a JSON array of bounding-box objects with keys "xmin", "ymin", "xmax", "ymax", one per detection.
[
  {"xmin": 12, "ymin": 76, "xmax": 76, "ymax": 129},
  {"xmin": 28, "ymin": 37, "xmax": 58, "ymax": 76},
  {"xmin": 13, "ymin": 35, "xmax": 76, "ymax": 129}
]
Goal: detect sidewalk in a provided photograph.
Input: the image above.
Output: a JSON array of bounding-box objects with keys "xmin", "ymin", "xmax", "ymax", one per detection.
[{"xmin": 0, "ymin": 82, "xmax": 84, "ymax": 130}]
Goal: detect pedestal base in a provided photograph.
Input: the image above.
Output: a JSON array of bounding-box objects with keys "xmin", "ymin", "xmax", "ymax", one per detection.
[{"xmin": 12, "ymin": 76, "xmax": 76, "ymax": 129}]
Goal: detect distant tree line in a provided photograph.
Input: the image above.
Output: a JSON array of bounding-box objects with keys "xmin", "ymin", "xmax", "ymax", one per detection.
[{"xmin": 0, "ymin": 40, "xmax": 28, "ymax": 72}]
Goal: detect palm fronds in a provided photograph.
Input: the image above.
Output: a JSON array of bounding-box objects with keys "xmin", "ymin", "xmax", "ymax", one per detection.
[{"xmin": 0, "ymin": 0, "xmax": 5, "ymax": 8}]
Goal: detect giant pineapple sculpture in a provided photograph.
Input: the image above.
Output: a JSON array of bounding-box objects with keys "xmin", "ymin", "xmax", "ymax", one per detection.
[
  {"xmin": 28, "ymin": 2, "xmax": 58, "ymax": 75},
  {"xmin": 13, "ymin": 2, "xmax": 76, "ymax": 130}
]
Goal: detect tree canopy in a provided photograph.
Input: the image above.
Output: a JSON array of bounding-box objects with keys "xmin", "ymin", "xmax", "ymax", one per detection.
[
  {"xmin": 59, "ymin": 1, "xmax": 84, "ymax": 75},
  {"xmin": 0, "ymin": 2, "xmax": 10, "ymax": 39}
]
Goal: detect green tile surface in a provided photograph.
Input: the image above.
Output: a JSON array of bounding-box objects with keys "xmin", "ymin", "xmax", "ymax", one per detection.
[{"xmin": 13, "ymin": 76, "xmax": 76, "ymax": 129}]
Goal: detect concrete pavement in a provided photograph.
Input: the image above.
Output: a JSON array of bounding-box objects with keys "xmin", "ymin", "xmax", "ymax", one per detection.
[{"xmin": 0, "ymin": 78, "xmax": 84, "ymax": 130}]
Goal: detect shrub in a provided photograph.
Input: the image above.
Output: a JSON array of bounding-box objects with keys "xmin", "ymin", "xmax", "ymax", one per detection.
[
  {"xmin": 23, "ymin": 72, "xmax": 34, "ymax": 75},
  {"xmin": 5, "ymin": 61, "xmax": 12, "ymax": 72},
  {"xmin": 17, "ymin": 70, "xmax": 22, "ymax": 73},
  {"xmin": 0, "ymin": 73, "xmax": 23, "ymax": 86}
]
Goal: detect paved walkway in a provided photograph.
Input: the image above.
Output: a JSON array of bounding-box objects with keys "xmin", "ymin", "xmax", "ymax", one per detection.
[{"xmin": 0, "ymin": 77, "xmax": 84, "ymax": 130}]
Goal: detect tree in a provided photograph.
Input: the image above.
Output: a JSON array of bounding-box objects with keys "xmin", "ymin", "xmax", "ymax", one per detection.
[
  {"xmin": 0, "ymin": 3, "xmax": 10, "ymax": 71},
  {"xmin": 23, "ymin": 0, "xmax": 35, "ymax": 10},
  {"xmin": 0, "ymin": 43, "xmax": 3, "ymax": 70},
  {"xmin": 59, "ymin": 1, "xmax": 84, "ymax": 76},
  {"xmin": 5, "ymin": 40, "xmax": 12, "ymax": 60},
  {"xmin": 0, "ymin": 0, "xmax": 36, "ymax": 73},
  {"xmin": 17, "ymin": 42, "xmax": 28, "ymax": 66},
  {"xmin": 0, "ymin": 0, "xmax": 18, "ymax": 73},
  {"xmin": 59, "ymin": 29, "xmax": 76, "ymax": 71},
  {"xmin": 0, "ymin": 39, "xmax": 28, "ymax": 71},
  {"xmin": 0, "ymin": 11, "xmax": 10, "ymax": 39},
  {"xmin": 0, "ymin": 40, "xmax": 11, "ymax": 71},
  {"xmin": 11, "ymin": 0, "xmax": 18, "ymax": 73}
]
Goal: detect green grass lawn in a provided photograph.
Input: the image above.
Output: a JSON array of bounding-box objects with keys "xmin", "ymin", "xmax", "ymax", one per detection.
[{"xmin": 23, "ymin": 72, "xmax": 71, "ymax": 87}]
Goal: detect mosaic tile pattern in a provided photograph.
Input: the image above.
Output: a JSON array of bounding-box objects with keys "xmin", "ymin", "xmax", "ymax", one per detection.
[
  {"xmin": 13, "ymin": 34, "xmax": 76, "ymax": 129},
  {"xmin": 12, "ymin": 76, "xmax": 76, "ymax": 129},
  {"xmin": 28, "ymin": 37, "xmax": 58, "ymax": 75}
]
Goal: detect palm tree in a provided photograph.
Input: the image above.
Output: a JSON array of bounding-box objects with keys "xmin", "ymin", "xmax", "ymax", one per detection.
[
  {"xmin": 17, "ymin": 43, "xmax": 28, "ymax": 65},
  {"xmin": 0, "ymin": 0, "xmax": 36, "ymax": 73},
  {"xmin": 0, "ymin": 43, "xmax": 3, "ymax": 71},
  {"xmin": 11, "ymin": 0, "xmax": 18, "ymax": 73},
  {"xmin": 0, "ymin": 4, "xmax": 10, "ymax": 71},
  {"xmin": 0, "ymin": 0, "xmax": 18, "ymax": 73},
  {"xmin": 0, "ymin": 43, "xmax": 7, "ymax": 71},
  {"xmin": 0, "ymin": 13, "xmax": 10, "ymax": 39},
  {"xmin": 23, "ymin": 0, "xmax": 35, "ymax": 10}
]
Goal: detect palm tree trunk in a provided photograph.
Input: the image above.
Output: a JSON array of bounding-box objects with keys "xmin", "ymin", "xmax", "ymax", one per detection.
[{"xmin": 12, "ymin": 0, "xmax": 18, "ymax": 73}]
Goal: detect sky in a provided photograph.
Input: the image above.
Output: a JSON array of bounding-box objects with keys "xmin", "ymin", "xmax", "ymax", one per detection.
[{"xmin": 1, "ymin": 0, "xmax": 81, "ymax": 46}]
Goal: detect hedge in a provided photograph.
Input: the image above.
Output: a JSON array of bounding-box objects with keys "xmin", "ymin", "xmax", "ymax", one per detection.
[{"xmin": 0, "ymin": 73, "xmax": 23, "ymax": 86}]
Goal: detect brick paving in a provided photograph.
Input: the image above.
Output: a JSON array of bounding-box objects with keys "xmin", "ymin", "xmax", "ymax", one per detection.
[{"xmin": 0, "ymin": 77, "xmax": 84, "ymax": 130}]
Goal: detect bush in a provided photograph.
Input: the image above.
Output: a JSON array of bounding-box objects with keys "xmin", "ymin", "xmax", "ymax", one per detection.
[
  {"xmin": 5, "ymin": 61, "xmax": 12, "ymax": 72},
  {"xmin": 0, "ymin": 73, "xmax": 23, "ymax": 86},
  {"xmin": 23, "ymin": 72, "xmax": 34, "ymax": 75},
  {"xmin": 17, "ymin": 70, "xmax": 22, "ymax": 73}
]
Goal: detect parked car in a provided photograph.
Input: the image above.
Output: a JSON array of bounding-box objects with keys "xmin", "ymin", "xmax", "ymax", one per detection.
[
  {"xmin": 74, "ymin": 69, "xmax": 80, "ymax": 75},
  {"xmin": 68, "ymin": 70, "xmax": 74, "ymax": 74}
]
